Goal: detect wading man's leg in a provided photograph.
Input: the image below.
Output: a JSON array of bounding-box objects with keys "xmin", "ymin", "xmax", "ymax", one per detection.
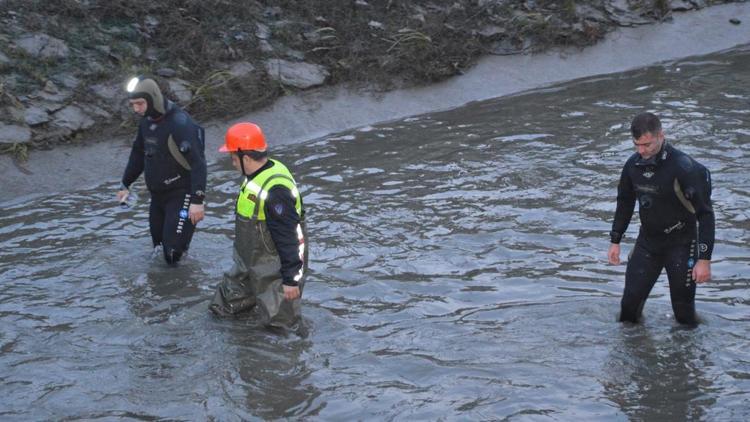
[
  {"xmin": 149, "ymin": 195, "xmax": 165, "ymax": 249},
  {"xmin": 620, "ymin": 242, "xmax": 664, "ymax": 323},
  {"xmin": 160, "ymin": 191, "xmax": 195, "ymax": 265},
  {"xmin": 665, "ymin": 240, "xmax": 698, "ymax": 325},
  {"xmin": 210, "ymin": 264, "xmax": 257, "ymax": 317}
]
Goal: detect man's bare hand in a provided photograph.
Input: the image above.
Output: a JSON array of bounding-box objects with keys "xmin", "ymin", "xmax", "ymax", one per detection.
[
  {"xmin": 692, "ymin": 259, "xmax": 711, "ymax": 283},
  {"xmin": 283, "ymin": 285, "xmax": 300, "ymax": 301},
  {"xmin": 608, "ymin": 243, "xmax": 621, "ymax": 265},
  {"xmin": 189, "ymin": 203, "xmax": 205, "ymax": 225},
  {"xmin": 116, "ymin": 189, "xmax": 129, "ymax": 203}
]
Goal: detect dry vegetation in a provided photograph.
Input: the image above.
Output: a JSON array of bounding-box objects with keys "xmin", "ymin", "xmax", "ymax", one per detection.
[{"xmin": 0, "ymin": 0, "xmax": 735, "ymax": 156}]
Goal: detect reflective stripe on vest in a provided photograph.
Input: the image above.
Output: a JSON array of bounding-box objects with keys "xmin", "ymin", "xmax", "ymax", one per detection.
[{"xmin": 236, "ymin": 159, "xmax": 303, "ymax": 220}]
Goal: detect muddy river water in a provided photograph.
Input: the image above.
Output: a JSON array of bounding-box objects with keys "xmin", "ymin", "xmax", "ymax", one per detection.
[{"xmin": 1, "ymin": 45, "xmax": 749, "ymax": 420}]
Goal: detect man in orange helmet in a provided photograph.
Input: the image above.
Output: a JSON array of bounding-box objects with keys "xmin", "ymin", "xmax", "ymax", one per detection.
[{"xmin": 209, "ymin": 122, "xmax": 308, "ymax": 329}]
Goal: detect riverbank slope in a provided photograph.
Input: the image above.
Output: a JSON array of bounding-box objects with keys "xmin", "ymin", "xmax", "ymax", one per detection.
[{"xmin": 1, "ymin": 2, "xmax": 748, "ymax": 202}]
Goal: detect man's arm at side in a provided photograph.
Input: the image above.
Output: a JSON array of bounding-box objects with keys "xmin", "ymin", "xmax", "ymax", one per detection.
[
  {"xmin": 609, "ymin": 161, "xmax": 636, "ymax": 265},
  {"xmin": 118, "ymin": 131, "xmax": 145, "ymax": 201},
  {"xmin": 265, "ymin": 186, "xmax": 303, "ymax": 300},
  {"xmin": 683, "ymin": 163, "xmax": 714, "ymax": 282}
]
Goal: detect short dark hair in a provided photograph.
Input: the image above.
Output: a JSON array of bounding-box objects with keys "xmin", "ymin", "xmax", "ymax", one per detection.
[
  {"xmin": 237, "ymin": 149, "xmax": 268, "ymax": 160},
  {"xmin": 246, "ymin": 149, "xmax": 268, "ymax": 160},
  {"xmin": 630, "ymin": 112, "xmax": 662, "ymax": 139}
]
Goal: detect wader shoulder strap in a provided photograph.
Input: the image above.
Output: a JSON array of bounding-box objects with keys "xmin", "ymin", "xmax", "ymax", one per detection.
[
  {"xmin": 167, "ymin": 135, "xmax": 191, "ymax": 171},
  {"xmin": 674, "ymin": 178, "xmax": 696, "ymax": 214},
  {"xmin": 265, "ymin": 173, "xmax": 305, "ymax": 210},
  {"xmin": 259, "ymin": 174, "xmax": 295, "ymax": 193},
  {"xmin": 251, "ymin": 174, "xmax": 294, "ymax": 220}
]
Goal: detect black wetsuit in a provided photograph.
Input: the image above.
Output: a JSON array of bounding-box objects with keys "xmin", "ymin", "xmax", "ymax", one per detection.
[
  {"xmin": 611, "ymin": 142, "xmax": 714, "ymax": 324},
  {"xmin": 122, "ymin": 101, "xmax": 207, "ymax": 265},
  {"xmin": 246, "ymin": 160, "xmax": 304, "ymax": 285}
]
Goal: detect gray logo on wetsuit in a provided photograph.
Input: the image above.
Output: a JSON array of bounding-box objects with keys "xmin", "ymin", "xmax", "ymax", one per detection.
[
  {"xmin": 635, "ymin": 184, "xmax": 659, "ymax": 194},
  {"xmin": 663, "ymin": 221, "xmax": 685, "ymax": 234},
  {"xmin": 639, "ymin": 195, "xmax": 653, "ymax": 209},
  {"xmin": 164, "ymin": 174, "xmax": 181, "ymax": 185}
]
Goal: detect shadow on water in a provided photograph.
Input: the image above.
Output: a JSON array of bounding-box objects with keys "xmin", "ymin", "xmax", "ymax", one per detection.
[
  {"xmin": 600, "ymin": 321, "xmax": 732, "ymax": 421},
  {"xmin": 1, "ymin": 44, "xmax": 750, "ymax": 419},
  {"xmin": 217, "ymin": 323, "xmax": 323, "ymax": 419}
]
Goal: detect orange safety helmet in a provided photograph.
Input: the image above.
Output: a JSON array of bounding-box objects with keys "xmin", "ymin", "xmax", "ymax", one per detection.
[{"xmin": 219, "ymin": 122, "xmax": 267, "ymax": 152}]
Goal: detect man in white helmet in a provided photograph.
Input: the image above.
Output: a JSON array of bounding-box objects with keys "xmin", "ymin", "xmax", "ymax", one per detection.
[{"xmin": 116, "ymin": 76, "xmax": 207, "ymax": 265}]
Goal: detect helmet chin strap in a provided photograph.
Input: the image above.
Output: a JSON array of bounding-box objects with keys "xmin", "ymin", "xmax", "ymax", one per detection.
[
  {"xmin": 237, "ymin": 150, "xmax": 268, "ymax": 176},
  {"xmin": 238, "ymin": 150, "xmax": 249, "ymax": 176}
]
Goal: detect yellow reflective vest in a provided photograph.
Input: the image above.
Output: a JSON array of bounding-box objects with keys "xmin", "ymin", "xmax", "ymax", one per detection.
[{"xmin": 236, "ymin": 159, "xmax": 303, "ymax": 220}]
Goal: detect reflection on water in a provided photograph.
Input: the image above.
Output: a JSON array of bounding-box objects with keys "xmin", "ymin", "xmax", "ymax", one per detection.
[
  {"xmin": 1, "ymin": 45, "xmax": 750, "ymax": 419},
  {"xmin": 603, "ymin": 327, "xmax": 714, "ymax": 421}
]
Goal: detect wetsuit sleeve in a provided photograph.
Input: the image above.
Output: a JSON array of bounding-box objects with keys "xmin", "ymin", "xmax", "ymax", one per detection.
[
  {"xmin": 611, "ymin": 161, "xmax": 636, "ymax": 244},
  {"xmin": 174, "ymin": 121, "xmax": 207, "ymax": 205},
  {"xmin": 265, "ymin": 186, "xmax": 303, "ymax": 286},
  {"xmin": 121, "ymin": 129, "xmax": 145, "ymax": 189},
  {"xmin": 680, "ymin": 165, "xmax": 715, "ymax": 260}
]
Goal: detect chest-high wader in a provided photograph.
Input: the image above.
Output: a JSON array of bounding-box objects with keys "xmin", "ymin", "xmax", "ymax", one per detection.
[{"xmin": 210, "ymin": 159, "xmax": 308, "ymax": 329}]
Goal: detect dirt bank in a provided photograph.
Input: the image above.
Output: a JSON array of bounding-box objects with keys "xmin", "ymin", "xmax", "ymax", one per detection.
[
  {"xmin": 0, "ymin": 2, "xmax": 748, "ymax": 203},
  {"xmin": 0, "ymin": 0, "xmax": 741, "ymax": 152}
]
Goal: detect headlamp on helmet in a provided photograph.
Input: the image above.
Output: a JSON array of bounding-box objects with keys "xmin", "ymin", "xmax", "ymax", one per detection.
[{"xmin": 126, "ymin": 76, "xmax": 139, "ymax": 93}]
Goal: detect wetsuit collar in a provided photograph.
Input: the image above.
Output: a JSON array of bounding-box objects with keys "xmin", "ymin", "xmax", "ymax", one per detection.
[
  {"xmin": 147, "ymin": 100, "xmax": 174, "ymax": 122},
  {"xmin": 635, "ymin": 140, "xmax": 668, "ymax": 167}
]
